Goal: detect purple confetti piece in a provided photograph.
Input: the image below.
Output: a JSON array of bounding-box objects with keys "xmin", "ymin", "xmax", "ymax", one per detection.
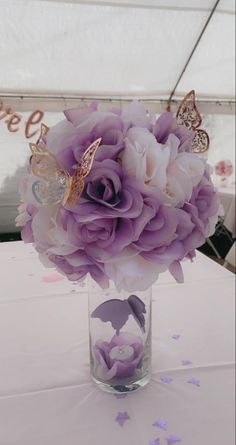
[
  {"xmin": 42, "ymin": 273, "xmax": 64, "ymax": 283},
  {"xmin": 160, "ymin": 375, "xmax": 173, "ymax": 384},
  {"xmin": 115, "ymin": 412, "xmax": 130, "ymax": 427},
  {"xmin": 150, "ymin": 439, "xmax": 160, "ymax": 445},
  {"xmin": 115, "ymin": 394, "xmax": 127, "ymax": 399},
  {"xmin": 181, "ymin": 360, "xmax": 193, "ymax": 366},
  {"xmin": 187, "ymin": 378, "xmax": 200, "ymax": 387},
  {"xmin": 172, "ymin": 335, "xmax": 180, "ymax": 340},
  {"xmin": 166, "ymin": 435, "xmax": 182, "ymax": 444},
  {"xmin": 152, "ymin": 419, "xmax": 168, "ymax": 431}
]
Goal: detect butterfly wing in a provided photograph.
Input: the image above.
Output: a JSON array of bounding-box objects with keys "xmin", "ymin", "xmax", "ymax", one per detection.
[
  {"xmin": 36, "ymin": 123, "xmax": 49, "ymax": 145},
  {"xmin": 66, "ymin": 176, "xmax": 84, "ymax": 207},
  {"xmin": 78, "ymin": 138, "xmax": 102, "ymax": 179},
  {"xmin": 67, "ymin": 138, "xmax": 102, "ymax": 206},
  {"xmin": 127, "ymin": 295, "xmax": 146, "ymax": 333},
  {"xmin": 176, "ymin": 90, "xmax": 202, "ymax": 130},
  {"xmin": 31, "ymin": 178, "xmax": 68, "ymax": 206},
  {"xmin": 91, "ymin": 299, "xmax": 132, "ymax": 335},
  {"xmin": 29, "ymin": 137, "xmax": 101, "ymax": 207},
  {"xmin": 192, "ymin": 129, "xmax": 210, "ymax": 153},
  {"xmin": 30, "ymin": 144, "xmax": 71, "ymax": 205},
  {"xmin": 176, "ymin": 90, "xmax": 209, "ymax": 153}
]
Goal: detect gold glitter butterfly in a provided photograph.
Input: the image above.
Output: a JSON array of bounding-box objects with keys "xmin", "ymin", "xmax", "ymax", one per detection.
[
  {"xmin": 30, "ymin": 124, "xmax": 102, "ymax": 207},
  {"xmin": 176, "ymin": 90, "xmax": 209, "ymax": 153}
]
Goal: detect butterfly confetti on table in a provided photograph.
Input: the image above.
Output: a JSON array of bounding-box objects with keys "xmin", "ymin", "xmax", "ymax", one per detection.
[
  {"xmin": 29, "ymin": 123, "xmax": 102, "ymax": 207},
  {"xmin": 176, "ymin": 90, "xmax": 209, "ymax": 153},
  {"xmin": 187, "ymin": 378, "xmax": 200, "ymax": 387},
  {"xmin": 181, "ymin": 359, "xmax": 193, "ymax": 366},
  {"xmin": 150, "ymin": 439, "xmax": 160, "ymax": 445},
  {"xmin": 160, "ymin": 375, "xmax": 173, "ymax": 384},
  {"xmin": 115, "ymin": 412, "xmax": 130, "ymax": 427},
  {"xmin": 152, "ymin": 419, "xmax": 168, "ymax": 431},
  {"xmin": 172, "ymin": 335, "xmax": 180, "ymax": 340},
  {"xmin": 166, "ymin": 434, "xmax": 182, "ymax": 444}
]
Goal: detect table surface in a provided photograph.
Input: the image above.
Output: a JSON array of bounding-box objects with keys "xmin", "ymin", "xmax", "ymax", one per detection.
[{"xmin": 0, "ymin": 241, "xmax": 235, "ymax": 445}]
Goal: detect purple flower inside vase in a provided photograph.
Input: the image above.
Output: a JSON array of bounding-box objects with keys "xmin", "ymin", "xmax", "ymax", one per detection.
[{"xmin": 93, "ymin": 332, "xmax": 144, "ymax": 381}]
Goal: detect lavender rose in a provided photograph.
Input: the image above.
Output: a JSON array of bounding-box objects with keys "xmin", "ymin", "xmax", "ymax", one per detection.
[
  {"xmin": 81, "ymin": 159, "xmax": 143, "ymax": 218},
  {"xmin": 94, "ymin": 332, "xmax": 144, "ymax": 381},
  {"xmin": 141, "ymin": 208, "xmax": 201, "ymax": 283},
  {"xmin": 48, "ymin": 250, "xmax": 109, "ymax": 288},
  {"xmin": 133, "ymin": 198, "xmax": 178, "ymax": 251},
  {"xmin": 183, "ymin": 167, "xmax": 221, "ymax": 238}
]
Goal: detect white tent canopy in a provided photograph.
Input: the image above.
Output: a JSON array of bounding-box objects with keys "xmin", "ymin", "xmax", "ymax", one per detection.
[
  {"xmin": 0, "ymin": 0, "xmax": 235, "ymax": 100},
  {"xmin": 0, "ymin": 0, "xmax": 235, "ymax": 233}
]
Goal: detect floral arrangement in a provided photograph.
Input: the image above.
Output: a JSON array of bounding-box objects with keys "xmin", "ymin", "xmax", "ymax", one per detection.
[
  {"xmin": 16, "ymin": 93, "xmax": 221, "ymax": 292},
  {"xmin": 214, "ymin": 159, "xmax": 233, "ymax": 177}
]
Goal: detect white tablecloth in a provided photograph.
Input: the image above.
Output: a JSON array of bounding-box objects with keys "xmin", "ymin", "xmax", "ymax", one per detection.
[
  {"xmin": 0, "ymin": 242, "xmax": 235, "ymax": 445},
  {"xmin": 218, "ymin": 185, "xmax": 236, "ymax": 237}
]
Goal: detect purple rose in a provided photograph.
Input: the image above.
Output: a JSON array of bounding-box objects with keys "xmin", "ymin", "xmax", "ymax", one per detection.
[
  {"xmin": 21, "ymin": 220, "xmax": 34, "ymax": 243},
  {"xmin": 59, "ymin": 158, "xmax": 144, "ymax": 262},
  {"xmin": 153, "ymin": 112, "xmax": 194, "ymax": 152},
  {"xmin": 49, "ymin": 250, "xmax": 109, "ymax": 288},
  {"xmin": 70, "ymin": 159, "xmax": 143, "ymax": 220},
  {"xmin": 61, "ymin": 207, "xmax": 135, "ymax": 262},
  {"xmin": 42, "ymin": 103, "xmax": 127, "ymax": 177},
  {"xmin": 94, "ymin": 332, "xmax": 144, "ymax": 381},
  {"xmin": 75, "ymin": 218, "xmax": 134, "ymax": 260},
  {"xmin": 184, "ymin": 169, "xmax": 220, "ymax": 238},
  {"xmin": 133, "ymin": 198, "xmax": 178, "ymax": 251},
  {"xmin": 140, "ymin": 207, "xmax": 202, "ymax": 283}
]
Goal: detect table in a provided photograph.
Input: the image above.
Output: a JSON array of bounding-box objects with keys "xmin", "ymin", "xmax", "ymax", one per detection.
[
  {"xmin": 0, "ymin": 241, "xmax": 235, "ymax": 445},
  {"xmin": 218, "ymin": 185, "xmax": 235, "ymax": 237}
]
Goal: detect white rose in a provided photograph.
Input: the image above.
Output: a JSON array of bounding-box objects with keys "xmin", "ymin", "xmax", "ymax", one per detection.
[
  {"xmin": 104, "ymin": 248, "xmax": 167, "ymax": 292},
  {"xmin": 122, "ymin": 129, "xmax": 205, "ymax": 206},
  {"xmin": 165, "ymin": 137, "xmax": 205, "ymax": 205},
  {"xmin": 31, "ymin": 206, "xmax": 77, "ymax": 256},
  {"xmin": 15, "ymin": 203, "xmax": 31, "ymax": 227},
  {"xmin": 121, "ymin": 127, "xmax": 169, "ymax": 190}
]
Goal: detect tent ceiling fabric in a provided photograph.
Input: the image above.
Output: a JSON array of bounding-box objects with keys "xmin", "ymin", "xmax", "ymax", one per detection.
[
  {"xmin": 0, "ymin": 0, "xmax": 235, "ymax": 100},
  {"xmin": 176, "ymin": 5, "xmax": 235, "ymax": 99},
  {"xmin": 41, "ymin": 0, "xmax": 215, "ymax": 10},
  {"xmin": 41, "ymin": 0, "xmax": 235, "ymax": 13}
]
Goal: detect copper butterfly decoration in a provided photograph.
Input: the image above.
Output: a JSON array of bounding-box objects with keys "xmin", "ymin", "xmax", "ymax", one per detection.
[
  {"xmin": 30, "ymin": 123, "xmax": 102, "ymax": 207},
  {"xmin": 176, "ymin": 90, "xmax": 210, "ymax": 153}
]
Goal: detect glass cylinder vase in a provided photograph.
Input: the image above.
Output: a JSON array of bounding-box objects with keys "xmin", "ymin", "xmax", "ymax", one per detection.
[{"xmin": 88, "ymin": 280, "xmax": 152, "ymax": 394}]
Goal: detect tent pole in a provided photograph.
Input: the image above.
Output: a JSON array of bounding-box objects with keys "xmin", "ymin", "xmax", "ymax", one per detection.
[
  {"xmin": 0, "ymin": 94, "xmax": 235, "ymax": 115},
  {"xmin": 167, "ymin": 0, "xmax": 221, "ymax": 110}
]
